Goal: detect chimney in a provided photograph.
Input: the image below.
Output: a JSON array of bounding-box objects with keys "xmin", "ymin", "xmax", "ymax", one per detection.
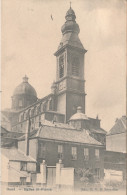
[{"xmin": 25, "ymin": 118, "xmax": 31, "ymax": 156}]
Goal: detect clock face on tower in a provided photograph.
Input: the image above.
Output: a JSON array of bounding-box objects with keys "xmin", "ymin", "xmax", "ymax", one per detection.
[{"xmin": 58, "ymin": 80, "xmax": 66, "ymax": 91}]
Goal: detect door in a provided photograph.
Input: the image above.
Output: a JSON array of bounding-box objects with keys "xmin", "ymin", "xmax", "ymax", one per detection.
[{"xmin": 47, "ymin": 167, "xmax": 56, "ymax": 187}]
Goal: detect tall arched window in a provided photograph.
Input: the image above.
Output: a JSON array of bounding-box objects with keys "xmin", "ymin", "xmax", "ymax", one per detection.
[
  {"xmin": 48, "ymin": 98, "xmax": 53, "ymax": 110},
  {"xmin": 72, "ymin": 57, "xmax": 80, "ymax": 76},
  {"xmin": 19, "ymin": 113, "xmax": 22, "ymax": 122},
  {"xmin": 31, "ymin": 108, "xmax": 34, "ymax": 117},
  {"xmin": 37, "ymin": 105, "xmax": 41, "ymax": 114},
  {"xmin": 59, "ymin": 55, "xmax": 64, "ymax": 78},
  {"xmin": 41, "ymin": 103, "xmax": 43, "ymax": 112},
  {"xmin": 23, "ymin": 112, "xmax": 27, "ymax": 120}
]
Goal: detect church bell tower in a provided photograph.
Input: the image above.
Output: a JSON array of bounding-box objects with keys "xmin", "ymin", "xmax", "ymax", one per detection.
[{"xmin": 54, "ymin": 6, "xmax": 87, "ymax": 122}]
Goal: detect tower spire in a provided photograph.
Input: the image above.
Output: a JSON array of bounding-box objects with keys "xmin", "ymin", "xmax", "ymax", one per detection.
[{"xmin": 70, "ymin": 1, "xmax": 72, "ymax": 8}]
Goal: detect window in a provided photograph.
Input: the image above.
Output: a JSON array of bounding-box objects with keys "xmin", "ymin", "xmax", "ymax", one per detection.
[
  {"xmin": 34, "ymin": 107, "xmax": 38, "ymax": 115},
  {"xmin": 38, "ymin": 142, "xmax": 46, "ymax": 158},
  {"xmin": 49, "ymin": 99, "xmax": 53, "ymax": 110},
  {"xmin": 53, "ymin": 115, "xmax": 57, "ymax": 122},
  {"xmin": 19, "ymin": 100, "xmax": 22, "ymax": 107},
  {"xmin": 58, "ymin": 145, "xmax": 63, "ymax": 159},
  {"xmin": 31, "ymin": 108, "xmax": 34, "ymax": 117},
  {"xmin": 95, "ymin": 149, "xmax": 99, "ymax": 160},
  {"xmin": 41, "ymin": 103, "xmax": 43, "ymax": 112},
  {"xmin": 37, "ymin": 105, "xmax": 40, "ymax": 114},
  {"xmin": 23, "ymin": 112, "xmax": 27, "ymax": 120},
  {"xmin": 95, "ymin": 168, "xmax": 100, "ymax": 179},
  {"xmin": 71, "ymin": 147, "xmax": 77, "ymax": 160},
  {"xmin": 19, "ymin": 114, "xmax": 22, "ymax": 122},
  {"xmin": 20, "ymin": 177, "xmax": 26, "ymax": 185},
  {"xmin": 84, "ymin": 148, "xmax": 89, "ymax": 160},
  {"xmin": 72, "ymin": 57, "xmax": 80, "ymax": 76},
  {"xmin": 59, "ymin": 55, "xmax": 64, "ymax": 78},
  {"xmin": 20, "ymin": 162, "xmax": 27, "ymax": 171}
]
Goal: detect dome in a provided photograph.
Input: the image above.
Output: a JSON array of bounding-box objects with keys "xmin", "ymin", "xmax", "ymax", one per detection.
[
  {"xmin": 70, "ymin": 107, "xmax": 89, "ymax": 120},
  {"xmin": 65, "ymin": 7, "xmax": 76, "ymax": 21},
  {"xmin": 61, "ymin": 21, "xmax": 80, "ymax": 35},
  {"xmin": 61, "ymin": 6, "xmax": 79, "ymax": 35},
  {"xmin": 13, "ymin": 75, "xmax": 37, "ymax": 97}
]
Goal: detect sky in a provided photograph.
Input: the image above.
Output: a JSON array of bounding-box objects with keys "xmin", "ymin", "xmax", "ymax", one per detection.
[{"xmin": 1, "ymin": 0, "xmax": 126, "ymax": 131}]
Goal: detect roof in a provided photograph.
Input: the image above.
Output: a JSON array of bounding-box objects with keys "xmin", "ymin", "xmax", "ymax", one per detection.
[
  {"xmin": 90, "ymin": 128, "xmax": 107, "ymax": 134},
  {"xmin": 107, "ymin": 116, "xmax": 126, "ymax": 135},
  {"xmin": 1, "ymin": 126, "xmax": 9, "ymax": 134},
  {"xmin": 13, "ymin": 76, "xmax": 37, "ymax": 97},
  {"xmin": 1, "ymin": 148, "xmax": 36, "ymax": 162},
  {"xmin": 18, "ymin": 122, "xmax": 103, "ymax": 146},
  {"xmin": 70, "ymin": 112, "xmax": 89, "ymax": 120}
]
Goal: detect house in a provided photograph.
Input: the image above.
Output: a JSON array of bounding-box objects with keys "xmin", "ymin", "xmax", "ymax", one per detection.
[
  {"xmin": 1, "ymin": 148, "xmax": 37, "ymax": 185},
  {"xmin": 104, "ymin": 116, "xmax": 127, "ymax": 184},
  {"xmin": 106, "ymin": 115, "xmax": 126, "ymax": 153}
]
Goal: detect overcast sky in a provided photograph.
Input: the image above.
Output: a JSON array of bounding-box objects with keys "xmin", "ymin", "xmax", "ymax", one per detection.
[{"xmin": 1, "ymin": 0, "xmax": 126, "ymax": 131}]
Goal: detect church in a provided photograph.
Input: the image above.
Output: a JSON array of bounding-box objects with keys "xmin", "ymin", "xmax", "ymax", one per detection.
[
  {"xmin": 2, "ymin": 6, "xmax": 106, "ymax": 144},
  {"xmin": 1, "ymin": 6, "xmax": 107, "ymax": 181}
]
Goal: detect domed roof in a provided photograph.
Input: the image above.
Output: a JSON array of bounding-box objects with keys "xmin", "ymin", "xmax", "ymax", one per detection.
[
  {"xmin": 65, "ymin": 7, "xmax": 76, "ymax": 20},
  {"xmin": 61, "ymin": 6, "xmax": 79, "ymax": 35},
  {"xmin": 13, "ymin": 75, "xmax": 37, "ymax": 97},
  {"xmin": 70, "ymin": 107, "xmax": 89, "ymax": 120}
]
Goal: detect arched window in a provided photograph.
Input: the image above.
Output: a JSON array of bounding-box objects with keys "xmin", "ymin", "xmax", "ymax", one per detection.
[
  {"xmin": 26, "ymin": 109, "xmax": 31, "ymax": 119},
  {"xmin": 59, "ymin": 55, "xmax": 64, "ymax": 78},
  {"xmin": 19, "ymin": 99, "xmax": 23, "ymax": 107},
  {"xmin": 41, "ymin": 103, "xmax": 43, "ymax": 112},
  {"xmin": 23, "ymin": 112, "xmax": 27, "ymax": 120},
  {"xmin": 34, "ymin": 107, "xmax": 37, "ymax": 115},
  {"xmin": 72, "ymin": 57, "xmax": 80, "ymax": 76},
  {"xmin": 29, "ymin": 109, "xmax": 32, "ymax": 117},
  {"xmin": 19, "ymin": 113, "xmax": 22, "ymax": 122},
  {"xmin": 53, "ymin": 115, "xmax": 57, "ymax": 122},
  {"xmin": 43, "ymin": 102, "xmax": 47, "ymax": 112},
  {"xmin": 31, "ymin": 108, "xmax": 34, "ymax": 117},
  {"xmin": 37, "ymin": 105, "xmax": 40, "ymax": 114},
  {"xmin": 48, "ymin": 98, "xmax": 53, "ymax": 110}
]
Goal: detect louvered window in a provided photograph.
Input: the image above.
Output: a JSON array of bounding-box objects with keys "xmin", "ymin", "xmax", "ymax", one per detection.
[
  {"xmin": 72, "ymin": 57, "xmax": 79, "ymax": 76},
  {"xmin": 59, "ymin": 56, "xmax": 64, "ymax": 78}
]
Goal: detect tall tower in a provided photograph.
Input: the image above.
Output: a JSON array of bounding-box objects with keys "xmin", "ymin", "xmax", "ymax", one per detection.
[{"xmin": 54, "ymin": 6, "xmax": 87, "ymax": 122}]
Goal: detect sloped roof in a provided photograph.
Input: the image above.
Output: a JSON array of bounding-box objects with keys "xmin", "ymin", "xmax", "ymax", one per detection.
[
  {"xmin": 107, "ymin": 116, "xmax": 126, "ymax": 135},
  {"xmin": 1, "ymin": 148, "xmax": 36, "ymax": 162},
  {"xmin": 19, "ymin": 123, "xmax": 102, "ymax": 146},
  {"xmin": 37, "ymin": 126, "xmax": 102, "ymax": 145},
  {"xmin": 90, "ymin": 128, "xmax": 106, "ymax": 134},
  {"xmin": 1, "ymin": 126, "xmax": 9, "ymax": 134}
]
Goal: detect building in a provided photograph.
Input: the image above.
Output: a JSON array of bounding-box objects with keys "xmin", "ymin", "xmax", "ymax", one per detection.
[
  {"xmin": 2, "ymin": 6, "xmax": 106, "ymax": 145},
  {"xmin": 106, "ymin": 115, "xmax": 126, "ymax": 153},
  {"xmin": 104, "ymin": 116, "xmax": 127, "ymax": 184},
  {"xmin": 1, "ymin": 113, "xmax": 11, "ymax": 131},
  {"xmin": 17, "ymin": 120, "xmax": 105, "ymax": 179},
  {"xmin": 1, "ymin": 148, "xmax": 36, "ymax": 185}
]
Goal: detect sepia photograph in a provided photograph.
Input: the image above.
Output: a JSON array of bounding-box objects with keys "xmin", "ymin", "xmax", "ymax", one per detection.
[{"xmin": 1, "ymin": 0, "xmax": 126, "ymax": 194}]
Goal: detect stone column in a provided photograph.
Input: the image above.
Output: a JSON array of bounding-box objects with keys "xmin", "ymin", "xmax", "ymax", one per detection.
[
  {"xmin": 56, "ymin": 159, "xmax": 64, "ymax": 185},
  {"xmin": 40, "ymin": 160, "xmax": 47, "ymax": 184}
]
